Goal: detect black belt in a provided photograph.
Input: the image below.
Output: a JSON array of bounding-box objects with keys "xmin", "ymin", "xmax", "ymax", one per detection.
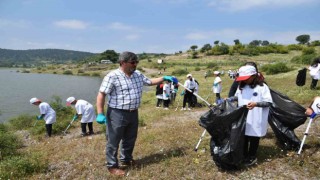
[{"xmin": 119, "ymin": 109, "xmax": 137, "ymax": 112}]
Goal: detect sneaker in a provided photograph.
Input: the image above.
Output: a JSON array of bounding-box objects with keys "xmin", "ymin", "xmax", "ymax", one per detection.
[
  {"xmin": 120, "ymin": 160, "xmax": 136, "ymax": 167},
  {"xmin": 164, "ymin": 107, "xmax": 169, "ymax": 110},
  {"xmin": 81, "ymin": 132, "xmax": 87, "ymax": 137},
  {"xmin": 244, "ymin": 157, "xmax": 257, "ymax": 167},
  {"xmin": 181, "ymin": 107, "xmax": 186, "ymax": 111},
  {"xmin": 187, "ymin": 108, "xmax": 191, "ymax": 111}
]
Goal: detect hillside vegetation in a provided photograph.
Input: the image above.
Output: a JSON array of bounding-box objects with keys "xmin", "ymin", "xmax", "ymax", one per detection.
[{"xmin": 1, "ymin": 47, "xmax": 320, "ymax": 179}]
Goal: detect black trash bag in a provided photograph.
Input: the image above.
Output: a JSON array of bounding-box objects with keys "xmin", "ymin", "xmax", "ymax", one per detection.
[
  {"xmin": 296, "ymin": 68, "xmax": 307, "ymax": 86},
  {"xmin": 268, "ymin": 89, "xmax": 307, "ymax": 150},
  {"xmin": 199, "ymin": 101, "xmax": 248, "ymax": 170}
]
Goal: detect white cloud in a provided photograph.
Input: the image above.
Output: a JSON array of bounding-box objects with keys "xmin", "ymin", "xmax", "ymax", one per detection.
[
  {"xmin": 108, "ymin": 22, "xmax": 134, "ymax": 31},
  {"xmin": 53, "ymin": 20, "xmax": 88, "ymax": 30},
  {"xmin": 207, "ymin": 0, "xmax": 318, "ymax": 12},
  {"xmin": 125, "ymin": 34, "xmax": 140, "ymax": 40},
  {"xmin": 0, "ymin": 19, "xmax": 30, "ymax": 28}
]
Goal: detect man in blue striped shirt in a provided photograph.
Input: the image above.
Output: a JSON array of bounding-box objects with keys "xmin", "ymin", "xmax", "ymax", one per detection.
[{"xmin": 96, "ymin": 51, "xmax": 177, "ymax": 176}]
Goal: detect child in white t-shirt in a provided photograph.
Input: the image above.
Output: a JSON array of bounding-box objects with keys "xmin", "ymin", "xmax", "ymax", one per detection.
[
  {"xmin": 163, "ymin": 81, "xmax": 171, "ymax": 110},
  {"xmin": 212, "ymin": 71, "xmax": 222, "ymax": 105},
  {"xmin": 228, "ymin": 65, "xmax": 273, "ymax": 166}
]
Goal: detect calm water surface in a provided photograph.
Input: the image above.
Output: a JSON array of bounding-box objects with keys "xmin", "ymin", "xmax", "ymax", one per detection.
[{"xmin": 0, "ymin": 69, "xmax": 103, "ymax": 123}]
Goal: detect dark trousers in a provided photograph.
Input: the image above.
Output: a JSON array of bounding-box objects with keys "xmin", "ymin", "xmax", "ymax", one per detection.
[
  {"xmin": 183, "ymin": 89, "xmax": 194, "ymax": 108},
  {"xmin": 45, "ymin": 124, "xmax": 52, "ymax": 137},
  {"xmin": 243, "ymin": 136, "xmax": 260, "ymax": 158},
  {"xmin": 81, "ymin": 122, "xmax": 94, "ymax": 134},
  {"xmin": 106, "ymin": 107, "xmax": 139, "ymax": 168},
  {"xmin": 156, "ymin": 99, "xmax": 163, "ymax": 107},
  {"xmin": 163, "ymin": 99, "xmax": 170, "ymax": 108},
  {"xmin": 310, "ymin": 78, "xmax": 318, "ymax": 89}
]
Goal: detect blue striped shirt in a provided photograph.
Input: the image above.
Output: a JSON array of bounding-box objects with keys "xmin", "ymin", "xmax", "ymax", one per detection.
[{"xmin": 99, "ymin": 68, "xmax": 152, "ymax": 110}]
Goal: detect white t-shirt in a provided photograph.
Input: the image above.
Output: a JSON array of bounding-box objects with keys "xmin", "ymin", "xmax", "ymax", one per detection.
[
  {"xmin": 212, "ymin": 77, "xmax": 222, "ymax": 93},
  {"xmin": 184, "ymin": 78, "xmax": 196, "ymax": 90},
  {"xmin": 308, "ymin": 64, "xmax": 320, "ymax": 80},
  {"xmin": 235, "ymin": 83, "xmax": 272, "ymax": 137},
  {"xmin": 75, "ymin": 100, "xmax": 96, "ymax": 123},
  {"xmin": 163, "ymin": 83, "xmax": 171, "ymax": 100},
  {"xmin": 39, "ymin": 102, "xmax": 56, "ymax": 124},
  {"xmin": 310, "ymin": 97, "xmax": 320, "ymax": 114}
]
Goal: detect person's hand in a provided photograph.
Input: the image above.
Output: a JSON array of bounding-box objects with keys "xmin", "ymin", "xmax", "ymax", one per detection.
[
  {"xmin": 163, "ymin": 76, "xmax": 178, "ymax": 84},
  {"xmin": 72, "ymin": 115, "xmax": 78, "ymax": 121},
  {"xmin": 225, "ymin": 98, "xmax": 232, "ymax": 102},
  {"xmin": 96, "ymin": 113, "xmax": 107, "ymax": 124},
  {"xmin": 247, "ymin": 102, "xmax": 257, "ymax": 110},
  {"xmin": 213, "ymin": 83, "xmax": 218, "ymax": 86},
  {"xmin": 180, "ymin": 90, "xmax": 185, "ymax": 96},
  {"xmin": 166, "ymin": 94, "xmax": 170, "ymax": 97},
  {"xmin": 36, "ymin": 115, "xmax": 43, "ymax": 120}
]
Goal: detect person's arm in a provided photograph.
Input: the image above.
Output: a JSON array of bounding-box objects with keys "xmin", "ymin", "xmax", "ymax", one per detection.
[
  {"xmin": 247, "ymin": 101, "xmax": 272, "ymax": 110},
  {"xmin": 96, "ymin": 92, "xmax": 106, "ymax": 114},
  {"xmin": 150, "ymin": 77, "xmax": 164, "ymax": 85}
]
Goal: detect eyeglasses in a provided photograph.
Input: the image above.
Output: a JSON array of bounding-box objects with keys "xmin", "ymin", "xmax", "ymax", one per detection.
[{"xmin": 127, "ymin": 61, "xmax": 139, "ymax": 65}]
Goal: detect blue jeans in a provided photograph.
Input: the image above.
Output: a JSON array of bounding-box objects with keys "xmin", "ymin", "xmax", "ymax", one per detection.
[{"xmin": 106, "ymin": 107, "xmax": 138, "ymax": 168}]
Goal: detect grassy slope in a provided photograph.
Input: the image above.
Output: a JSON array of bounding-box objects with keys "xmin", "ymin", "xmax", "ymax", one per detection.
[{"xmin": 21, "ymin": 50, "xmax": 320, "ymax": 179}]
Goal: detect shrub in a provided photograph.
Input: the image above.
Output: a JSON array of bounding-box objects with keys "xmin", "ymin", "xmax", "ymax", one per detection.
[
  {"xmin": 207, "ymin": 62, "xmax": 217, "ymax": 69},
  {"xmin": 77, "ymin": 69, "xmax": 85, "ymax": 73},
  {"xmin": 287, "ymin": 44, "xmax": 303, "ymax": 51},
  {"xmin": 261, "ymin": 62, "xmax": 291, "ymax": 75},
  {"xmin": 302, "ymin": 47, "xmax": 316, "ymax": 55},
  {"xmin": 91, "ymin": 72, "xmax": 100, "ymax": 77},
  {"xmin": 0, "ymin": 123, "xmax": 23, "ymax": 157},
  {"xmin": 171, "ymin": 69, "xmax": 188, "ymax": 76},
  {"xmin": 0, "ymin": 152, "xmax": 48, "ymax": 179},
  {"xmin": 194, "ymin": 67, "xmax": 201, "ymax": 71},
  {"xmin": 9, "ymin": 114, "xmax": 35, "ymax": 130},
  {"xmin": 291, "ymin": 54, "xmax": 318, "ymax": 65},
  {"xmin": 63, "ymin": 70, "xmax": 73, "ymax": 75}
]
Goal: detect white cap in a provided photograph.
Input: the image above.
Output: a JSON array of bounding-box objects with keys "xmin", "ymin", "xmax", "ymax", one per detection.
[
  {"xmin": 186, "ymin": 74, "xmax": 192, "ymax": 78},
  {"xmin": 30, "ymin": 97, "xmax": 40, "ymax": 104},
  {"xmin": 66, "ymin": 97, "xmax": 76, "ymax": 106},
  {"xmin": 214, "ymin": 71, "xmax": 220, "ymax": 75},
  {"xmin": 236, "ymin": 65, "xmax": 257, "ymax": 81}
]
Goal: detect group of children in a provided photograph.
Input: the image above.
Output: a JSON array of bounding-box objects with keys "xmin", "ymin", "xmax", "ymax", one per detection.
[{"xmin": 29, "ymin": 97, "xmax": 96, "ymax": 137}]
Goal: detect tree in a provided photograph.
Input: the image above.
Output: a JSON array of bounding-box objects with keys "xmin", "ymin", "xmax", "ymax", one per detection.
[
  {"xmin": 249, "ymin": 40, "xmax": 261, "ymax": 46},
  {"xmin": 100, "ymin": 50, "xmax": 119, "ymax": 63},
  {"xmin": 200, "ymin": 43, "xmax": 212, "ymax": 53},
  {"xmin": 214, "ymin": 40, "xmax": 219, "ymax": 45},
  {"xmin": 261, "ymin": 40, "xmax": 270, "ymax": 46},
  {"xmin": 296, "ymin": 34, "xmax": 310, "ymax": 44},
  {"xmin": 190, "ymin": 45, "xmax": 198, "ymax": 51},
  {"xmin": 234, "ymin": 39, "xmax": 240, "ymax": 45}
]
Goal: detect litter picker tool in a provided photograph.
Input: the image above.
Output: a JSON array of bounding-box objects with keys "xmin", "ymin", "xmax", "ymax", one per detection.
[
  {"xmin": 297, "ymin": 116, "xmax": 316, "ymax": 155},
  {"xmin": 178, "ymin": 82, "xmax": 214, "ymax": 151},
  {"xmin": 63, "ymin": 118, "xmax": 76, "ymax": 135},
  {"xmin": 194, "ymin": 129, "xmax": 206, "ymax": 151}
]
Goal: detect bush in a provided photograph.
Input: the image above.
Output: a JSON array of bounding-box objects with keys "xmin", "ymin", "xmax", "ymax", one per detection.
[
  {"xmin": 63, "ymin": 70, "xmax": 73, "ymax": 75},
  {"xmin": 91, "ymin": 72, "xmax": 100, "ymax": 77},
  {"xmin": 302, "ymin": 47, "xmax": 316, "ymax": 55},
  {"xmin": 77, "ymin": 69, "xmax": 85, "ymax": 73},
  {"xmin": 291, "ymin": 54, "xmax": 318, "ymax": 65},
  {"xmin": 9, "ymin": 114, "xmax": 35, "ymax": 130},
  {"xmin": 261, "ymin": 62, "xmax": 291, "ymax": 75},
  {"xmin": 0, "ymin": 153, "xmax": 48, "ymax": 179},
  {"xmin": 194, "ymin": 67, "xmax": 201, "ymax": 71},
  {"xmin": 171, "ymin": 69, "xmax": 188, "ymax": 76},
  {"xmin": 0, "ymin": 123, "xmax": 23, "ymax": 157},
  {"xmin": 207, "ymin": 62, "xmax": 217, "ymax": 69},
  {"xmin": 287, "ymin": 44, "xmax": 303, "ymax": 51}
]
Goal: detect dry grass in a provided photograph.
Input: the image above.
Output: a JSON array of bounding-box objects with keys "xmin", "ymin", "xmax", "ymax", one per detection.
[{"xmin": 20, "ymin": 50, "xmax": 320, "ymax": 179}]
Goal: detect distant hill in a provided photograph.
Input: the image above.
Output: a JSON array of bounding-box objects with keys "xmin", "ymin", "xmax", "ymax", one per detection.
[{"xmin": 0, "ymin": 48, "xmax": 97, "ymax": 67}]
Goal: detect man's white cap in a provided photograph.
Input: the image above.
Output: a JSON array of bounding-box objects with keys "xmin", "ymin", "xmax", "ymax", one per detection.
[
  {"xmin": 186, "ymin": 74, "xmax": 192, "ymax": 78},
  {"xmin": 66, "ymin": 97, "xmax": 76, "ymax": 106},
  {"xmin": 214, "ymin": 71, "xmax": 220, "ymax": 75},
  {"xmin": 30, "ymin": 97, "xmax": 40, "ymax": 104}
]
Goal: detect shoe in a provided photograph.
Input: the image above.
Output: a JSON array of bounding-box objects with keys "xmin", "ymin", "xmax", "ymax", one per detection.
[
  {"xmin": 156, "ymin": 106, "xmax": 160, "ymax": 108},
  {"xmin": 181, "ymin": 108, "xmax": 186, "ymax": 111},
  {"xmin": 108, "ymin": 167, "xmax": 125, "ymax": 176},
  {"xmin": 88, "ymin": 131, "xmax": 94, "ymax": 135},
  {"xmin": 244, "ymin": 157, "xmax": 257, "ymax": 167},
  {"xmin": 164, "ymin": 107, "xmax": 169, "ymax": 110},
  {"xmin": 120, "ymin": 160, "xmax": 136, "ymax": 167},
  {"xmin": 81, "ymin": 132, "xmax": 87, "ymax": 137},
  {"xmin": 187, "ymin": 108, "xmax": 191, "ymax": 111}
]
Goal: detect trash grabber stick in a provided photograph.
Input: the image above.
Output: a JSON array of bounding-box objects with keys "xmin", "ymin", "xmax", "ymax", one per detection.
[
  {"xmin": 33, "ymin": 120, "xmax": 38, "ymax": 127},
  {"xmin": 178, "ymin": 82, "xmax": 212, "ymax": 108},
  {"xmin": 194, "ymin": 129, "xmax": 206, "ymax": 151},
  {"xmin": 63, "ymin": 119, "xmax": 76, "ymax": 135},
  {"xmin": 298, "ymin": 117, "xmax": 314, "ymax": 155}
]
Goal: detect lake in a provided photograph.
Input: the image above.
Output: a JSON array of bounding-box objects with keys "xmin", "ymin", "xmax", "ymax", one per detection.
[{"xmin": 0, "ymin": 69, "xmax": 103, "ymax": 123}]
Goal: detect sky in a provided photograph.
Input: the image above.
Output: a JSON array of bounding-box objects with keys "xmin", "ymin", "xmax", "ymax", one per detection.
[{"xmin": 0, "ymin": 0, "xmax": 320, "ymax": 54}]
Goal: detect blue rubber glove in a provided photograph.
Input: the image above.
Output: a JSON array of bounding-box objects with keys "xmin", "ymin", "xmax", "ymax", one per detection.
[
  {"xmin": 96, "ymin": 113, "xmax": 107, "ymax": 124},
  {"xmin": 72, "ymin": 115, "xmax": 78, "ymax": 121},
  {"xmin": 180, "ymin": 90, "xmax": 185, "ymax": 96},
  {"xmin": 36, "ymin": 115, "xmax": 43, "ymax": 120},
  {"xmin": 163, "ymin": 76, "xmax": 178, "ymax": 84},
  {"xmin": 213, "ymin": 83, "xmax": 218, "ymax": 86},
  {"xmin": 310, "ymin": 112, "xmax": 317, "ymax": 119},
  {"xmin": 166, "ymin": 94, "xmax": 170, "ymax": 97}
]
